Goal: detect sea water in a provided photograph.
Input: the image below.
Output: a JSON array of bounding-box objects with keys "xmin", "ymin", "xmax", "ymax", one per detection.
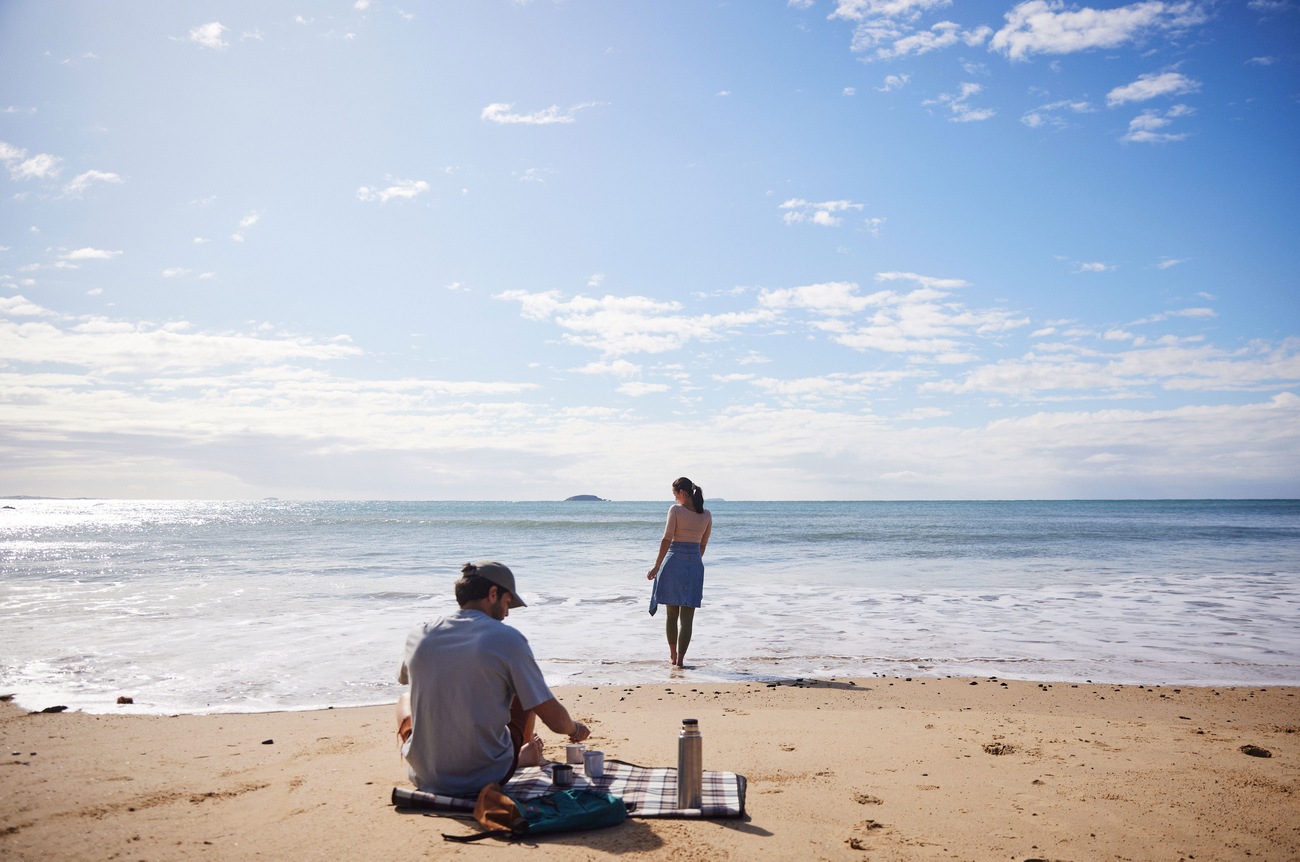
[{"xmin": 1, "ymin": 499, "xmax": 1297, "ymax": 714}]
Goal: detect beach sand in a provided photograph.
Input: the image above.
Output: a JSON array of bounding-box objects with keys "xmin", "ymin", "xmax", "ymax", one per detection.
[{"xmin": 2, "ymin": 678, "xmax": 1296, "ymax": 861}]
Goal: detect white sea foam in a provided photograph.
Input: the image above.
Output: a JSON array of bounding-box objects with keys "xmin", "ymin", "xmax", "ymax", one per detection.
[{"xmin": 1, "ymin": 499, "xmax": 1297, "ymax": 713}]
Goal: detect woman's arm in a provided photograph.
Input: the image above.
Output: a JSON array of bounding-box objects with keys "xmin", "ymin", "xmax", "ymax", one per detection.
[
  {"xmin": 647, "ymin": 535, "xmax": 672, "ymax": 579},
  {"xmin": 699, "ymin": 517, "xmax": 711, "ymax": 556},
  {"xmin": 647, "ymin": 507, "xmax": 676, "ymax": 579}
]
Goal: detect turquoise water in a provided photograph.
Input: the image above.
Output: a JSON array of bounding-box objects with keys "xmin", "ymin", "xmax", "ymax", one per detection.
[{"xmin": 1, "ymin": 499, "xmax": 1297, "ymax": 713}]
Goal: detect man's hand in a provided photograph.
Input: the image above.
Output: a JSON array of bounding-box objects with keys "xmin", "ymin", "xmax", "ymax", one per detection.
[{"xmin": 534, "ymin": 697, "xmax": 591, "ymax": 743}]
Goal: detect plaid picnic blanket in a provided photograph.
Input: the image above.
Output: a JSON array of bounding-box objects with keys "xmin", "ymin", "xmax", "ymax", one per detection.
[{"xmin": 392, "ymin": 759, "xmax": 746, "ymax": 819}]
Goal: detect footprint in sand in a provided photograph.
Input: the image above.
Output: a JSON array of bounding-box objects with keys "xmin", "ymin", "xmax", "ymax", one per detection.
[{"xmin": 853, "ymin": 792, "xmax": 883, "ymax": 805}]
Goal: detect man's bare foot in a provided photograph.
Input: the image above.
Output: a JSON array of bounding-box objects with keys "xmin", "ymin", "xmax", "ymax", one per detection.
[{"xmin": 517, "ymin": 734, "xmax": 546, "ymax": 768}]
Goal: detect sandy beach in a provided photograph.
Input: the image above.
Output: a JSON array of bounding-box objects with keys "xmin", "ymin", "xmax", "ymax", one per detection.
[{"xmin": 2, "ymin": 677, "xmax": 1296, "ymax": 861}]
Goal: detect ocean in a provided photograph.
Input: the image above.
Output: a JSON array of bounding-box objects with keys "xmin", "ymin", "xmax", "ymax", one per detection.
[{"xmin": 1, "ymin": 499, "xmax": 1297, "ymax": 714}]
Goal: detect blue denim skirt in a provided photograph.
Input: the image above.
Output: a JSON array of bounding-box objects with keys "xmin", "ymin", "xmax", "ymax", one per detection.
[{"xmin": 649, "ymin": 542, "xmax": 704, "ymax": 615}]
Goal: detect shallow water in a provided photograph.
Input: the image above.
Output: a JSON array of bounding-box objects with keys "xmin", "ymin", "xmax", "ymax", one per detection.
[{"xmin": 1, "ymin": 499, "xmax": 1297, "ymax": 713}]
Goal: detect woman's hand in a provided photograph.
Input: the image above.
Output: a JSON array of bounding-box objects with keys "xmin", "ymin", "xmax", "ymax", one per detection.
[{"xmin": 646, "ymin": 566, "xmax": 658, "ymax": 580}]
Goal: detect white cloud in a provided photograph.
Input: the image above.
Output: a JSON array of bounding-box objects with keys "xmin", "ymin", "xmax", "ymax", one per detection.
[
  {"xmin": 1157, "ymin": 257, "xmax": 1188, "ymax": 269},
  {"xmin": 1247, "ymin": 0, "xmax": 1291, "ymax": 12},
  {"xmin": 573, "ymin": 359, "xmax": 642, "ymax": 378},
  {"xmin": 1020, "ymin": 98, "xmax": 1095, "ymax": 129},
  {"xmin": 1106, "ymin": 70, "xmax": 1200, "ymax": 106},
  {"xmin": 991, "ymin": 0, "xmax": 1208, "ymax": 61},
  {"xmin": 231, "ymin": 211, "xmax": 262, "ymax": 242},
  {"xmin": 745, "ymin": 370, "xmax": 920, "ymax": 405},
  {"xmin": 4, "ymin": 146, "xmax": 62, "ymax": 180},
  {"xmin": 1122, "ymin": 104, "xmax": 1194, "ymax": 143},
  {"xmin": 617, "ymin": 381, "xmax": 670, "ymax": 396},
  {"xmin": 0, "ymin": 295, "xmax": 52, "ymax": 316},
  {"xmin": 63, "ymin": 169, "xmax": 124, "ymax": 196},
  {"xmin": 924, "ymin": 82, "xmax": 995, "ymax": 122},
  {"xmin": 496, "ymin": 290, "xmax": 777, "ymax": 357},
  {"xmin": 162, "ymin": 268, "xmax": 191, "ymax": 278},
  {"xmin": 925, "ymin": 338, "xmax": 1300, "ymax": 397},
  {"xmin": 877, "ymin": 74, "xmax": 910, "ymax": 92},
  {"xmin": 780, "ymin": 198, "xmax": 866, "ymax": 226},
  {"xmin": 0, "ymin": 141, "xmax": 56, "ymax": 183},
  {"xmin": 356, "ymin": 178, "xmax": 430, "ymax": 203},
  {"xmin": 759, "ymin": 273, "xmax": 1027, "ymax": 360},
  {"xmin": 0, "ymin": 298, "xmax": 363, "ymax": 375},
  {"xmin": 1130, "ymin": 307, "xmax": 1215, "ymax": 324},
  {"xmin": 62, "ymin": 247, "xmax": 122, "ymax": 261},
  {"xmin": 189, "ymin": 22, "xmax": 229, "ymax": 50},
  {"xmin": 481, "ymin": 102, "xmax": 598, "ymax": 125},
  {"xmin": 1074, "ymin": 261, "xmax": 1112, "ymax": 273},
  {"xmin": 877, "ymin": 20, "xmax": 992, "ymax": 59}
]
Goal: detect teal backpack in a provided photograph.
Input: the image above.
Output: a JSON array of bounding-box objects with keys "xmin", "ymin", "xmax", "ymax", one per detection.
[{"xmin": 443, "ymin": 783, "xmax": 627, "ymax": 842}]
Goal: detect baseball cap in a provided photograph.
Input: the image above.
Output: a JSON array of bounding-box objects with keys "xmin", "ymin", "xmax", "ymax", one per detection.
[{"xmin": 465, "ymin": 560, "xmax": 526, "ymax": 608}]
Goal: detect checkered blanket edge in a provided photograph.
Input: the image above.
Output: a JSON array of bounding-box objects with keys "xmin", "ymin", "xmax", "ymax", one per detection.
[{"xmin": 391, "ymin": 758, "xmax": 746, "ymax": 819}]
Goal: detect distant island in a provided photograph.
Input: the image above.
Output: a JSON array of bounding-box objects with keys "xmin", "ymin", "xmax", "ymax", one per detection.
[{"xmin": 564, "ymin": 495, "xmax": 608, "ymax": 502}]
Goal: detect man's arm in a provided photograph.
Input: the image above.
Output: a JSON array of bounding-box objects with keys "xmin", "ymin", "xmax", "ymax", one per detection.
[{"xmin": 531, "ymin": 697, "xmax": 589, "ymax": 743}]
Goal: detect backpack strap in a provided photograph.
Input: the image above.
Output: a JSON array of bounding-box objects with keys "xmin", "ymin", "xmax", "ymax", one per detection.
[{"xmin": 442, "ymin": 829, "xmax": 514, "ymax": 843}]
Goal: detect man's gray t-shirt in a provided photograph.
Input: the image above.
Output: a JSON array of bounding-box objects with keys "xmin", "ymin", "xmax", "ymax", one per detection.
[{"xmin": 398, "ymin": 609, "xmax": 554, "ymax": 796}]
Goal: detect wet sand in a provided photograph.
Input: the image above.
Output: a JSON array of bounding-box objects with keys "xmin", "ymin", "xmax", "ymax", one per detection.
[{"xmin": 2, "ymin": 677, "xmax": 1297, "ymax": 860}]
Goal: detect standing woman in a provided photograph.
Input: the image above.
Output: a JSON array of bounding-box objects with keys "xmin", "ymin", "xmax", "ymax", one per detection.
[{"xmin": 647, "ymin": 477, "xmax": 712, "ymax": 668}]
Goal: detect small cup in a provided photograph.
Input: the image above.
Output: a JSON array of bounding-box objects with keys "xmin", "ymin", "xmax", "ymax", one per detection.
[
  {"xmin": 565, "ymin": 743, "xmax": 586, "ymax": 764},
  {"xmin": 583, "ymin": 749, "xmax": 605, "ymax": 778},
  {"xmin": 551, "ymin": 763, "xmax": 574, "ymax": 787}
]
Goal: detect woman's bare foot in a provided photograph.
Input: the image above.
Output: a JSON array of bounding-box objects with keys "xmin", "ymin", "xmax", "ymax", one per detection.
[
  {"xmin": 669, "ymin": 647, "xmax": 678, "ymax": 665},
  {"xmin": 517, "ymin": 734, "xmax": 546, "ymax": 767}
]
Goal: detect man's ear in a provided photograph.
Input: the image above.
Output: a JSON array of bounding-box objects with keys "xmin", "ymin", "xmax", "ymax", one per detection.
[{"xmin": 487, "ymin": 585, "xmax": 500, "ymax": 603}]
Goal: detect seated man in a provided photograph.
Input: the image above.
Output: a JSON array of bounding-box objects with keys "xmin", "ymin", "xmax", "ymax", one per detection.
[{"xmin": 396, "ymin": 560, "xmax": 590, "ymax": 796}]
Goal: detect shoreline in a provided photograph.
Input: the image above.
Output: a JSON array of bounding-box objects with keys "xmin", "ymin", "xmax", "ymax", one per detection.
[{"xmin": 3, "ymin": 677, "xmax": 1297, "ymax": 861}]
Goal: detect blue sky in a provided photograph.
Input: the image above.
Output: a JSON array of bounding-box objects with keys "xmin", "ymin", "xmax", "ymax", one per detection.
[{"xmin": 1, "ymin": 0, "xmax": 1298, "ymax": 500}]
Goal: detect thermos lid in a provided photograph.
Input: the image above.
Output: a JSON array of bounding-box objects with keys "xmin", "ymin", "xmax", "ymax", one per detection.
[{"xmin": 682, "ymin": 718, "xmax": 698, "ymax": 725}]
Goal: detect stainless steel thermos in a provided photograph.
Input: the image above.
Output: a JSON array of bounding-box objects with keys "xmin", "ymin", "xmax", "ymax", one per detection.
[{"xmin": 676, "ymin": 717, "xmax": 702, "ymax": 809}]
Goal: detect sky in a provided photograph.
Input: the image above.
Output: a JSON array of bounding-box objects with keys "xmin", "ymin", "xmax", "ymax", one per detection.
[{"xmin": 1, "ymin": 0, "xmax": 1298, "ymax": 501}]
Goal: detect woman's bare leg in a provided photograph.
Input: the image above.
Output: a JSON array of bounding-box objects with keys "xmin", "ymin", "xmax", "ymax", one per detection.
[
  {"xmin": 675, "ymin": 606, "xmax": 695, "ymax": 667},
  {"xmin": 665, "ymin": 605, "xmax": 681, "ymax": 665}
]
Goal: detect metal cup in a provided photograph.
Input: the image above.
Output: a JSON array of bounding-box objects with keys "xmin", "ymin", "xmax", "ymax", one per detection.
[
  {"xmin": 583, "ymin": 749, "xmax": 605, "ymax": 778},
  {"xmin": 551, "ymin": 763, "xmax": 574, "ymax": 787},
  {"xmin": 565, "ymin": 743, "xmax": 586, "ymax": 764}
]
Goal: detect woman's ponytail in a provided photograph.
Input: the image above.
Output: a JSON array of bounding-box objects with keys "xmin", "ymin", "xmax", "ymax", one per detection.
[{"xmin": 674, "ymin": 476, "xmax": 705, "ymax": 514}]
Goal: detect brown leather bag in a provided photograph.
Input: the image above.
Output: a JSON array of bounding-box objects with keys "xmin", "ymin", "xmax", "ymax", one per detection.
[{"xmin": 472, "ymin": 782, "xmax": 527, "ymax": 833}]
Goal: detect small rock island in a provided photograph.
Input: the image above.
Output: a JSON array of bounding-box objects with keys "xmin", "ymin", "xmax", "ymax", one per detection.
[{"xmin": 564, "ymin": 494, "xmax": 608, "ymax": 502}]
